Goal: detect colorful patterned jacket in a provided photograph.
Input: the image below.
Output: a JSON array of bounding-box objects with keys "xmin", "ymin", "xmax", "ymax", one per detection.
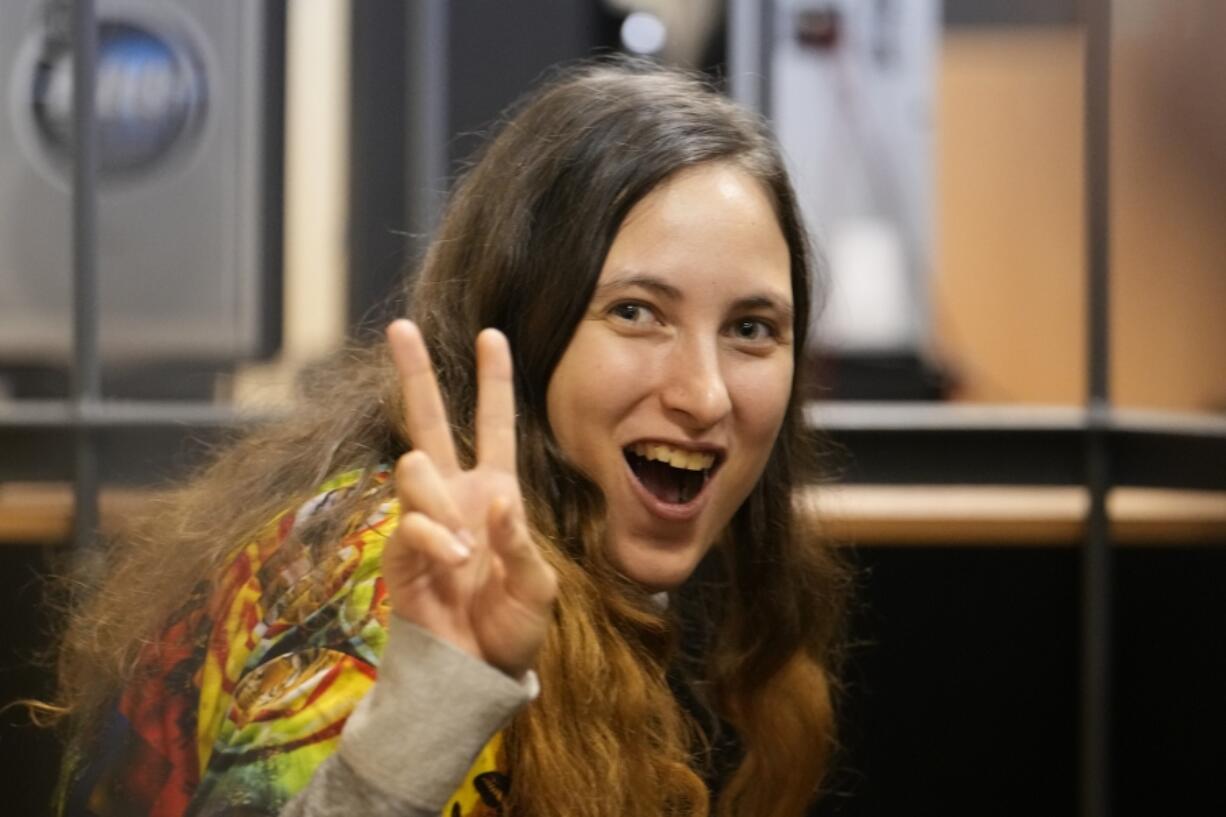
[{"xmin": 59, "ymin": 468, "xmax": 525, "ymax": 817}]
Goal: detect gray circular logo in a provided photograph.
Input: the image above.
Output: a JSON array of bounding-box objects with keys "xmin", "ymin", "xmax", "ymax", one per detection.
[{"xmin": 28, "ymin": 20, "xmax": 207, "ymax": 178}]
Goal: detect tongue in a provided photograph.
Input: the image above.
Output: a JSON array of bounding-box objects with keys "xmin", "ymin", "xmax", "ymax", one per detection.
[{"xmin": 637, "ymin": 459, "xmax": 691, "ymax": 505}]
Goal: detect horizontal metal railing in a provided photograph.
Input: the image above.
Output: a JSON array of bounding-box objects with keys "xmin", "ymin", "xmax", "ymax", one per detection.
[{"xmin": 3, "ymin": 399, "xmax": 1223, "ymax": 489}]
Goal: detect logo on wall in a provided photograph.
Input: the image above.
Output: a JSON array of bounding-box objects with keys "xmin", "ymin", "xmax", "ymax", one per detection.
[
  {"xmin": 0, "ymin": 0, "xmax": 282, "ymax": 365},
  {"xmin": 30, "ymin": 21, "xmax": 207, "ymax": 177},
  {"xmin": 10, "ymin": 1, "xmax": 209, "ymax": 186}
]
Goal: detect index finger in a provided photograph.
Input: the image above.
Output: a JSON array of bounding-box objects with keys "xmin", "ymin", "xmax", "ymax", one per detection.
[
  {"xmin": 388, "ymin": 319, "xmax": 459, "ymax": 473},
  {"xmin": 475, "ymin": 328, "xmax": 517, "ymax": 472}
]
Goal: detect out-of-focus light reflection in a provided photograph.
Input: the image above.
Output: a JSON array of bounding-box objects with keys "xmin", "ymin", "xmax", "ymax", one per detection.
[{"xmin": 620, "ymin": 11, "xmax": 666, "ymax": 56}]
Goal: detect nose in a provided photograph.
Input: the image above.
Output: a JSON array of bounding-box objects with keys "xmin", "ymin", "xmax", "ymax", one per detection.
[{"xmin": 658, "ymin": 337, "xmax": 732, "ymax": 429}]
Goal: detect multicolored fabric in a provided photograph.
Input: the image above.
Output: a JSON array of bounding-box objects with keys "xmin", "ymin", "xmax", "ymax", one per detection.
[{"xmin": 59, "ymin": 468, "xmax": 509, "ymax": 817}]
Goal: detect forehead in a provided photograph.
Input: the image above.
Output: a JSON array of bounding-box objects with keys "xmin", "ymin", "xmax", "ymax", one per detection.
[{"xmin": 598, "ymin": 163, "xmax": 792, "ymax": 301}]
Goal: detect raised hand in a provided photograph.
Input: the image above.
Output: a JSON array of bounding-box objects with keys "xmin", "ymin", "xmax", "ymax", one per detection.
[{"xmin": 383, "ymin": 319, "xmax": 557, "ymax": 680}]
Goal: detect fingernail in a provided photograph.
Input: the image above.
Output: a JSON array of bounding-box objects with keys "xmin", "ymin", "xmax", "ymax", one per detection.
[
  {"xmin": 491, "ymin": 496, "xmax": 509, "ymax": 521},
  {"xmin": 451, "ymin": 529, "xmax": 474, "ymax": 559}
]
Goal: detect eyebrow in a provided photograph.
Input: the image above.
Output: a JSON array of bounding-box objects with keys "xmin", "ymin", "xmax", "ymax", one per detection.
[
  {"xmin": 594, "ymin": 273, "xmax": 682, "ymax": 301},
  {"xmin": 734, "ymin": 294, "xmax": 795, "ymax": 326},
  {"xmin": 595, "ymin": 272, "xmax": 795, "ymax": 324}
]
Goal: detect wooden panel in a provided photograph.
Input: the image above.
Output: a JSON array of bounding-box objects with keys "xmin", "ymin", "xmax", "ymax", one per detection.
[
  {"xmin": 805, "ymin": 484, "xmax": 1226, "ymax": 546},
  {"xmin": 934, "ymin": 29, "xmax": 1086, "ymax": 405},
  {"xmin": 934, "ymin": 26, "xmax": 1226, "ymax": 412}
]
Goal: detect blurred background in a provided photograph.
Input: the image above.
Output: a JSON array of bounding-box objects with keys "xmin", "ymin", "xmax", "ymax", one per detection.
[{"xmin": 0, "ymin": 1, "xmax": 1223, "ymax": 814}]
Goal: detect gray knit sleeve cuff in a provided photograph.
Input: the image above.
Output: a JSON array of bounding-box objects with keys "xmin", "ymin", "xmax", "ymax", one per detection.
[{"xmin": 337, "ymin": 616, "xmax": 538, "ymax": 810}]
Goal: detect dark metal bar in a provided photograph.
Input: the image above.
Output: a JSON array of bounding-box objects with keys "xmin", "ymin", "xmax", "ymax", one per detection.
[
  {"xmin": 71, "ymin": 0, "xmax": 100, "ymax": 553},
  {"xmin": 1083, "ymin": 414, "xmax": 1112, "ymax": 817},
  {"xmin": 404, "ymin": 0, "xmax": 449, "ymax": 248},
  {"xmin": 1082, "ymin": 0, "xmax": 1114, "ymax": 814},
  {"xmin": 757, "ymin": 0, "xmax": 774, "ymax": 119},
  {"xmin": 5, "ymin": 400, "xmax": 1224, "ymax": 488},
  {"xmin": 728, "ymin": 0, "xmax": 772, "ymax": 114},
  {"xmin": 0, "ymin": 400, "xmax": 280, "ymax": 430}
]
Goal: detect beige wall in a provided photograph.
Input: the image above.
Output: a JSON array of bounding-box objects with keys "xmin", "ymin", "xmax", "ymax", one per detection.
[
  {"xmin": 232, "ymin": 0, "xmax": 349, "ymax": 406},
  {"xmin": 934, "ymin": 25, "xmax": 1226, "ymax": 413}
]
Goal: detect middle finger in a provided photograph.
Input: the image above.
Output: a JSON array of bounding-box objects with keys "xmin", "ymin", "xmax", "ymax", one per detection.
[{"xmin": 474, "ymin": 328, "xmax": 517, "ymax": 473}]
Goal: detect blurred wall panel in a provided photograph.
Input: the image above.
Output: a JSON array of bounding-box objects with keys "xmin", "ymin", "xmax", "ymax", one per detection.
[
  {"xmin": 0, "ymin": 0, "xmax": 284, "ymax": 368},
  {"xmin": 1111, "ymin": 1, "xmax": 1226, "ymax": 413},
  {"xmin": 933, "ymin": 28, "xmax": 1087, "ymax": 405},
  {"xmin": 934, "ymin": 16, "xmax": 1226, "ymax": 413},
  {"xmin": 346, "ymin": 0, "xmax": 603, "ymax": 334},
  {"xmin": 230, "ymin": 0, "xmax": 346, "ymax": 407},
  {"xmin": 346, "ymin": 0, "xmax": 408, "ymax": 333},
  {"xmin": 279, "ymin": 0, "xmax": 346, "ymax": 364}
]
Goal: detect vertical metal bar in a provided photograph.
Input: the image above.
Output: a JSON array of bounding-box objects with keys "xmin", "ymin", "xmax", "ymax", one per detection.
[
  {"xmin": 758, "ymin": 0, "xmax": 774, "ymax": 119},
  {"xmin": 405, "ymin": 0, "xmax": 449, "ymax": 247},
  {"xmin": 1082, "ymin": 1, "xmax": 1113, "ymax": 816},
  {"xmin": 728, "ymin": 0, "xmax": 773, "ymax": 116},
  {"xmin": 71, "ymin": 0, "xmax": 100, "ymax": 552}
]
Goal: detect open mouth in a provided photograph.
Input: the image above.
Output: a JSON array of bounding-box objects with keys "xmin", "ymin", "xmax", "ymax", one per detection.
[{"xmin": 623, "ymin": 442, "xmax": 722, "ymax": 506}]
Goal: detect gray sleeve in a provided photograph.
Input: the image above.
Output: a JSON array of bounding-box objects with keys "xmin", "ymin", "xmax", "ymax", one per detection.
[
  {"xmin": 280, "ymin": 616, "xmax": 538, "ymax": 817},
  {"xmin": 279, "ymin": 754, "xmax": 438, "ymax": 817}
]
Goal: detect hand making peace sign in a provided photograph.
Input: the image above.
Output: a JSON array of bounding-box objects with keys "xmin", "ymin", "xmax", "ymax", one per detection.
[{"xmin": 384, "ymin": 319, "xmax": 558, "ymax": 681}]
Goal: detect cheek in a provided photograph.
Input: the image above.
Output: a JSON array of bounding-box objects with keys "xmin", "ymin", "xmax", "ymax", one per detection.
[
  {"xmin": 552, "ymin": 333, "xmax": 645, "ymax": 407},
  {"xmin": 728, "ymin": 358, "xmax": 794, "ymax": 441},
  {"xmin": 546, "ymin": 332, "xmax": 638, "ymax": 458}
]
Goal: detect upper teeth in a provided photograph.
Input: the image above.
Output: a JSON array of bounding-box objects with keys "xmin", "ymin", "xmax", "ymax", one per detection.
[{"xmin": 631, "ymin": 442, "xmax": 716, "ymax": 471}]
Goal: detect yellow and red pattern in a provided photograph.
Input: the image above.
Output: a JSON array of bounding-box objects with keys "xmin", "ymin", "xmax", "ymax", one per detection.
[{"xmin": 60, "ymin": 468, "xmax": 508, "ymax": 817}]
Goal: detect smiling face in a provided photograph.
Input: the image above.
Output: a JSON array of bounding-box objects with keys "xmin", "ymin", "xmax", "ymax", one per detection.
[{"xmin": 545, "ymin": 162, "xmax": 795, "ymax": 591}]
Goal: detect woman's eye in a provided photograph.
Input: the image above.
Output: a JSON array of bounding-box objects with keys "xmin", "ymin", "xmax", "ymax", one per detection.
[
  {"xmin": 730, "ymin": 318, "xmax": 775, "ymax": 342},
  {"xmin": 609, "ymin": 302, "xmax": 655, "ymax": 324}
]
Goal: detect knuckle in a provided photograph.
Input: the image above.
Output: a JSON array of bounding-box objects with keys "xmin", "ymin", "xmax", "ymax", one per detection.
[
  {"xmin": 393, "ymin": 512, "xmax": 416, "ymax": 538},
  {"xmin": 395, "ymin": 450, "xmax": 425, "ymax": 482},
  {"xmin": 397, "ymin": 512, "xmax": 431, "ymax": 543}
]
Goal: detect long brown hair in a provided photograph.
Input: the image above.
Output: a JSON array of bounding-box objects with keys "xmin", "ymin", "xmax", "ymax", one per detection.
[{"xmin": 53, "ymin": 58, "xmax": 849, "ymax": 817}]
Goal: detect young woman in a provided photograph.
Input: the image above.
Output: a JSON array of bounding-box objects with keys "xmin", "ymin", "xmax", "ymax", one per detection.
[{"xmin": 51, "ymin": 59, "xmax": 849, "ymax": 817}]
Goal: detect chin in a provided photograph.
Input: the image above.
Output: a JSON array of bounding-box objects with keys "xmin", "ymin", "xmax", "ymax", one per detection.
[{"xmin": 608, "ymin": 535, "xmax": 706, "ymax": 592}]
